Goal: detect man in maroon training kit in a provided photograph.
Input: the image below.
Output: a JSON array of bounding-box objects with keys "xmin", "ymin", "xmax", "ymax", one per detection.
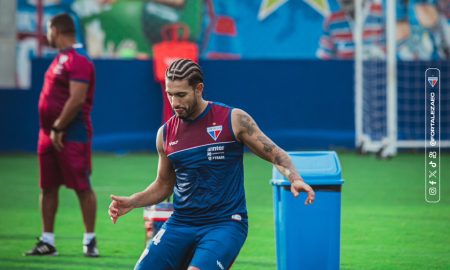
[{"xmin": 24, "ymin": 13, "xmax": 99, "ymax": 257}]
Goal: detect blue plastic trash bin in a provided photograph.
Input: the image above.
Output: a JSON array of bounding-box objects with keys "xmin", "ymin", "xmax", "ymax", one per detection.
[{"xmin": 271, "ymin": 151, "xmax": 344, "ymax": 270}]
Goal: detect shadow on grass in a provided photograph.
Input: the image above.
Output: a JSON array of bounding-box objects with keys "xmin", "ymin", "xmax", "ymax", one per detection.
[
  {"xmin": 0, "ymin": 233, "xmax": 37, "ymax": 240},
  {"xmin": 0, "ymin": 256, "xmax": 134, "ymax": 269},
  {"xmin": 236, "ymin": 258, "xmax": 276, "ymax": 268}
]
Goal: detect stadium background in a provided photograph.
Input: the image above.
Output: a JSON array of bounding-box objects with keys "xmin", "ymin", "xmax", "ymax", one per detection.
[{"xmin": 0, "ymin": 0, "xmax": 449, "ymax": 269}]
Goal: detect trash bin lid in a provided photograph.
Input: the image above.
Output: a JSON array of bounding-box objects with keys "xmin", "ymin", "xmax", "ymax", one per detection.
[{"xmin": 271, "ymin": 151, "xmax": 343, "ymax": 186}]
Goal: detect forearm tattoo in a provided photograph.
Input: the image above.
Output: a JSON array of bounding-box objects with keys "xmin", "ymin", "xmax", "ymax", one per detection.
[
  {"xmin": 237, "ymin": 112, "xmax": 298, "ymax": 181},
  {"xmin": 238, "ymin": 113, "xmax": 256, "ymax": 136},
  {"xmin": 275, "ymin": 152, "xmax": 300, "ymax": 181},
  {"xmin": 274, "ymin": 154, "xmax": 287, "ymax": 166},
  {"xmin": 257, "ymin": 135, "xmax": 275, "ymax": 153}
]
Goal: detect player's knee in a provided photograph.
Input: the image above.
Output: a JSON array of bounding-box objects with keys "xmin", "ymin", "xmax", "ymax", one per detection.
[
  {"xmin": 75, "ymin": 188, "xmax": 94, "ymax": 196},
  {"xmin": 41, "ymin": 187, "xmax": 59, "ymax": 195}
]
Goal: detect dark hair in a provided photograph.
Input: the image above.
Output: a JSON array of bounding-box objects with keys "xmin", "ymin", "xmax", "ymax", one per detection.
[
  {"xmin": 49, "ymin": 13, "xmax": 75, "ymax": 35},
  {"xmin": 165, "ymin": 59, "xmax": 204, "ymax": 88}
]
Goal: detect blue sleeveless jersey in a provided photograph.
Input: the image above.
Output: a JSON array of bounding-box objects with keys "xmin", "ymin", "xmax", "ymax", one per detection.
[{"xmin": 163, "ymin": 102, "xmax": 247, "ymax": 225}]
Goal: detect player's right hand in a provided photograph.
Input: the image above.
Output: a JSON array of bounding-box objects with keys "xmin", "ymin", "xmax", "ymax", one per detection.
[
  {"xmin": 290, "ymin": 180, "xmax": 315, "ymax": 205},
  {"xmin": 50, "ymin": 130, "xmax": 64, "ymax": 151},
  {"xmin": 108, "ymin": 194, "xmax": 134, "ymax": 224}
]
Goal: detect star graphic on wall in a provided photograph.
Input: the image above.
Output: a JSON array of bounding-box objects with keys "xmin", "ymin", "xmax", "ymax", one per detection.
[
  {"xmin": 258, "ymin": 0, "xmax": 289, "ymax": 21},
  {"xmin": 303, "ymin": 0, "xmax": 330, "ymax": 17}
]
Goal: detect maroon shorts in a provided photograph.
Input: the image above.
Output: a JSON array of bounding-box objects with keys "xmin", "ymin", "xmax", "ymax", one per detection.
[{"xmin": 38, "ymin": 130, "xmax": 92, "ymax": 191}]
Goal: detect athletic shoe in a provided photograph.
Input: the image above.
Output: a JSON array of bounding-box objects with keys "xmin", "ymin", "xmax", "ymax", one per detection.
[
  {"xmin": 24, "ymin": 238, "xmax": 58, "ymax": 256},
  {"xmin": 83, "ymin": 237, "xmax": 99, "ymax": 257}
]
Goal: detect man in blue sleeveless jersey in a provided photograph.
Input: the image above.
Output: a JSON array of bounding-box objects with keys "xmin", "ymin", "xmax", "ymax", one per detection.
[{"xmin": 108, "ymin": 59, "xmax": 315, "ymax": 270}]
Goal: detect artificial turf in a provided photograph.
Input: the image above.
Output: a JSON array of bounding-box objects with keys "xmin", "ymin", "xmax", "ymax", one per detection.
[{"xmin": 0, "ymin": 152, "xmax": 448, "ymax": 269}]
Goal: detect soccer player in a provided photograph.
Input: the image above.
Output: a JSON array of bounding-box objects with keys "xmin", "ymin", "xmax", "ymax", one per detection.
[
  {"xmin": 316, "ymin": 0, "xmax": 385, "ymax": 59},
  {"xmin": 108, "ymin": 59, "xmax": 315, "ymax": 269},
  {"xmin": 24, "ymin": 13, "xmax": 99, "ymax": 257}
]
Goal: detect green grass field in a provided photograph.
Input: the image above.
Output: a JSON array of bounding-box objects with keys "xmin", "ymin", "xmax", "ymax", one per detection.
[{"xmin": 0, "ymin": 152, "xmax": 449, "ymax": 270}]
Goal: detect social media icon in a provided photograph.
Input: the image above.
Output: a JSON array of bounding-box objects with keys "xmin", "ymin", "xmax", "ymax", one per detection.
[
  {"xmin": 428, "ymin": 170, "xmax": 437, "ymax": 178},
  {"xmin": 429, "ymin": 187, "xmax": 437, "ymax": 196},
  {"xmin": 429, "ymin": 151, "xmax": 437, "ymax": 159}
]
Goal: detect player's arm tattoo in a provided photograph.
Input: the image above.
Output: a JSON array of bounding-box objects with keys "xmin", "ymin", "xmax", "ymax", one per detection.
[
  {"xmin": 257, "ymin": 133, "xmax": 301, "ymax": 182},
  {"xmin": 257, "ymin": 135, "xmax": 275, "ymax": 153},
  {"xmin": 236, "ymin": 111, "xmax": 302, "ymax": 182},
  {"xmin": 274, "ymin": 152, "xmax": 302, "ymax": 182},
  {"xmin": 238, "ymin": 112, "xmax": 277, "ymax": 154},
  {"xmin": 237, "ymin": 113, "xmax": 256, "ymax": 136}
]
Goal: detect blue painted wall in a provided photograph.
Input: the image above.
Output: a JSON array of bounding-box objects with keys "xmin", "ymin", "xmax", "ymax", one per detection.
[{"xmin": 0, "ymin": 60, "xmax": 354, "ymax": 153}]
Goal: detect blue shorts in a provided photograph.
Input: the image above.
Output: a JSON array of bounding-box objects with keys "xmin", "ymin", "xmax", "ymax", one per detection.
[{"xmin": 134, "ymin": 220, "xmax": 248, "ymax": 270}]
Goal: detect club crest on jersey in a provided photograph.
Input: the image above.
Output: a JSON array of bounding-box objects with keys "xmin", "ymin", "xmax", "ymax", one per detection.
[
  {"xmin": 207, "ymin": 125, "xmax": 222, "ymax": 141},
  {"xmin": 428, "ymin": 77, "xmax": 438, "ymax": 88},
  {"xmin": 53, "ymin": 55, "xmax": 68, "ymax": 75},
  {"xmin": 59, "ymin": 55, "xmax": 69, "ymax": 64}
]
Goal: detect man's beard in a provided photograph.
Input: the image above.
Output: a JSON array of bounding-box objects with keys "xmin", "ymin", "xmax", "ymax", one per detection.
[{"xmin": 176, "ymin": 98, "xmax": 198, "ymax": 120}]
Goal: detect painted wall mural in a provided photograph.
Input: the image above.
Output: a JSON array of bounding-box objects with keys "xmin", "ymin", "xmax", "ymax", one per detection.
[{"xmin": 10, "ymin": 0, "xmax": 450, "ymax": 89}]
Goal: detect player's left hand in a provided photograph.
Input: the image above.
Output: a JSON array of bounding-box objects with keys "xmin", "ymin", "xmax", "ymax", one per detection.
[
  {"xmin": 50, "ymin": 130, "xmax": 64, "ymax": 151},
  {"xmin": 290, "ymin": 180, "xmax": 315, "ymax": 205}
]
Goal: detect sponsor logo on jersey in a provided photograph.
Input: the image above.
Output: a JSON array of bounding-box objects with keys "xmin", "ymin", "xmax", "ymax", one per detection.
[
  {"xmin": 207, "ymin": 125, "xmax": 223, "ymax": 141},
  {"xmin": 207, "ymin": 145, "xmax": 225, "ymax": 161},
  {"xmin": 169, "ymin": 140, "xmax": 178, "ymax": 146}
]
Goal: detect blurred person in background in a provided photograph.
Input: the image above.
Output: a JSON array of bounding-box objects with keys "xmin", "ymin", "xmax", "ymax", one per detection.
[
  {"xmin": 16, "ymin": 0, "xmax": 83, "ymax": 88},
  {"xmin": 317, "ymin": 0, "xmax": 385, "ymax": 59},
  {"xmin": 24, "ymin": 13, "xmax": 99, "ymax": 258},
  {"xmin": 397, "ymin": 0, "xmax": 450, "ymax": 60}
]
